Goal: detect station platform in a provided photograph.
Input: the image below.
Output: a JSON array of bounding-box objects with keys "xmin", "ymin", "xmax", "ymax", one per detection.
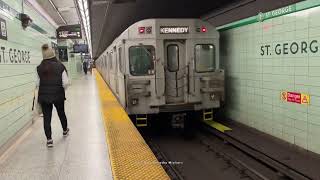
[
  {"xmin": 0, "ymin": 75, "xmax": 113, "ymax": 179},
  {"xmin": 0, "ymin": 71, "xmax": 169, "ymax": 180}
]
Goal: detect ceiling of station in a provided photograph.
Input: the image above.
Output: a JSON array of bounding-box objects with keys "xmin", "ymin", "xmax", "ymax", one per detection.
[
  {"xmin": 89, "ymin": 0, "xmax": 242, "ymax": 59},
  {"xmin": 36, "ymin": 0, "xmax": 80, "ymax": 26}
]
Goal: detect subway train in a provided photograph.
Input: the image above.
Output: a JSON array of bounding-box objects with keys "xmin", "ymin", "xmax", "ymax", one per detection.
[{"xmin": 96, "ymin": 19, "xmax": 224, "ymax": 128}]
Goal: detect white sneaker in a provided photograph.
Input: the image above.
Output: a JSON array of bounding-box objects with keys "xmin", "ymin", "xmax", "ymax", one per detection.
[
  {"xmin": 63, "ymin": 128, "xmax": 70, "ymax": 137},
  {"xmin": 47, "ymin": 139, "xmax": 53, "ymax": 148}
]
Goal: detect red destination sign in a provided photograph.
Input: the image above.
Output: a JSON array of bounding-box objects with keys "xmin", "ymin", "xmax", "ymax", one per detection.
[
  {"xmin": 287, "ymin": 92, "xmax": 301, "ymax": 104},
  {"xmin": 281, "ymin": 91, "xmax": 310, "ymax": 105}
]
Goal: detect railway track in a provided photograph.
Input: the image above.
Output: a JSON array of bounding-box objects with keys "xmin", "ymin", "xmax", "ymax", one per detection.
[
  {"xmin": 142, "ymin": 122, "xmax": 312, "ymax": 180},
  {"xmin": 201, "ymin": 123, "xmax": 312, "ymax": 180}
]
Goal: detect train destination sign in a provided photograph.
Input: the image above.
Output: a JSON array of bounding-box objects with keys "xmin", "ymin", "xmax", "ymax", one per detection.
[
  {"xmin": 160, "ymin": 26, "xmax": 189, "ymax": 34},
  {"xmin": 56, "ymin": 24, "xmax": 82, "ymax": 39}
]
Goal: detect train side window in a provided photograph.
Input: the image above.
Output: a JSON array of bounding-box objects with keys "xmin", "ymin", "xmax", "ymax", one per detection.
[
  {"xmin": 104, "ymin": 55, "xmax": 107, "ymax": 69},
  {"xmin": 119, "ymin": 47, "xmax": 124, "ymax": 73},
  {"xmin": 109, "ymin": 52, "xmax": 113, "ymax": 70},
  {"xmin": 167, "ymin": 44, "xmax": 179, "ymax": 72},
  {"xmin": 195, "ymin": 44, "xmax": 215, "ymax": 73},
  {"xmin": 129, "ymin": 45, "xmax": 155, "ymax": 76}
]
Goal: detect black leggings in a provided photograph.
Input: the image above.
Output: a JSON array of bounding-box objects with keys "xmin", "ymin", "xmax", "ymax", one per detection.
[{"xmin": 41, "ymin": 101, "xmax": 68, "ymax": 140}]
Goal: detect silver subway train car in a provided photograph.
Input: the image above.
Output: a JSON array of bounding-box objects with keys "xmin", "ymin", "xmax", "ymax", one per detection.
[{"xmin": 96, "ymin": 19, "xmax": 224, "ymax": 128}]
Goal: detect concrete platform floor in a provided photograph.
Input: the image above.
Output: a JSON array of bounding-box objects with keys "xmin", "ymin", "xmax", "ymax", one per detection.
[{"xmin": 0, "ymin": 75, "xmax": 113, "ymax": 180}]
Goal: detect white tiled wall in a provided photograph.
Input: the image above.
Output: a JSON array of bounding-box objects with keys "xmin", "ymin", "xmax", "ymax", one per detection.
[
  {"xmin": 0, "ymin": 0, "xmax": 56, "ymax": 147},
  {"xmin": 221, "ymin": 2, "xmax": 320, "ymax": 154}
]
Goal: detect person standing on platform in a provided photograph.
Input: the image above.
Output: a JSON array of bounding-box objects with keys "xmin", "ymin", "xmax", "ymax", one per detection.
[
  {"xmin": 83, "ymin": 60, "xmax": 88, "ymax": 75},
  {"xmin": 88, "ymin": 60, "xmax": 93, "ymax": 74},
  {"xmin": 36, "ymin": 44, "xmax": 70, "ymax": 148}
]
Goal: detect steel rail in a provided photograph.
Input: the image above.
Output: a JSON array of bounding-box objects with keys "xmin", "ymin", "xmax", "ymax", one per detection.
[
  {"xmin": 202, "ymin": 123, "xmax": 312, "ymax": 180},
  {"xmin": 144, "ymin": 137, "xmax": 184, "ymax": 180}
]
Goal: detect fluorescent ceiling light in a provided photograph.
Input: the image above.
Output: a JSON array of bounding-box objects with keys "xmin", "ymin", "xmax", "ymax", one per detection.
[
  {"xmin": 48, "ymin": 0, "xmax": 67, "ymax": 24},
  {"xmin": 76, "ymin": 0, "xmax": 92, "ymax": 55},
  {"xmin": 58, "ymin": 7, "xmax": 73, "ymax": 12}
]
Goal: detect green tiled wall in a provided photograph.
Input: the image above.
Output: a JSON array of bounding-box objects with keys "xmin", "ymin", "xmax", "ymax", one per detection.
[
  {"xmin": 0, "ymin": 0, "xmax": 56, "ymax": 148},
  {"xmin": 221, "ymin": 1, "xmax": 320, "ymax": 154}
]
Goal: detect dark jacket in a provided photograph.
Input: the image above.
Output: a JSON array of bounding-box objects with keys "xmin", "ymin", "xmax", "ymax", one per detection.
[{"xmin": 37, "ymin": 57, "xmax": 66, "ymax": 103}]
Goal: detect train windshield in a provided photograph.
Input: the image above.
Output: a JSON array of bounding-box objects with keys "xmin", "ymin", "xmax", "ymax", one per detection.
[
  {"xmin": 129, "ymin": 45, "xmax": 155, "ymax": 76},
  {"xmin": 195, "ymin": 44, "xmax": 215, "ymax": 72}
]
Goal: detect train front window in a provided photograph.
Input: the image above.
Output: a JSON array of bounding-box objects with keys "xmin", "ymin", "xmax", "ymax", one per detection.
[
  {"xmin": 167, "ymin": 44, "xmax": 179, "ymax": 72},
  {"xmin": 129, "ymin": 46, "xmax": 155, "ymax": 76},
  {"xmin": 195, "ymin": 44, "xmax": 215, "ymax": 72}
]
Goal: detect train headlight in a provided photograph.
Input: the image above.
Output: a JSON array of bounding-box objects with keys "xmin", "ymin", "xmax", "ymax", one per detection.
[
  {"xmin": 210, "ymin": 93, "xmax": 215, "ymax": 100},
  {"xmin": 132, "ymin": 98, "xmax": 139, "ymax": 105}
]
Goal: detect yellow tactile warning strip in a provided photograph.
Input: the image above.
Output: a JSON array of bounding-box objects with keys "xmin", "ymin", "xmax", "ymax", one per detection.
[
  {"xmin": 94, "ymin": 70, "xmax": 170, "ymax": 180},
  {"xmin": 204, "ymin": 120, "xmax": 232, "ymax": 133}
]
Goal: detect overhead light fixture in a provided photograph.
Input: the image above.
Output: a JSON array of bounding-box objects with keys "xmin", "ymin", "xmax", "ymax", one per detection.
[
  {"xmin": 75, "ymin": 0, "xmax": 92, "ymax": 56},
  {"xmin": 58, "ymin": 7, "xmax": 73, "ymax": 12},
  {"xmin": 48, "ymin": 0, "xmax": 67, "ymax": 24}
]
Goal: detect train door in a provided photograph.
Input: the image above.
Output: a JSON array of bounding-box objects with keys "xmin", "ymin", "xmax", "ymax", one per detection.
[{"xmin": 164, "ymin": 40, "xmax": 186, "ymax": 104}]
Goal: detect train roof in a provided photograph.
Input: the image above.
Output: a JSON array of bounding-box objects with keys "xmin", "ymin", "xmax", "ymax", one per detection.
[{"xmin": 101, "ymin": 18, "xmax": 219, "ymax": 56}]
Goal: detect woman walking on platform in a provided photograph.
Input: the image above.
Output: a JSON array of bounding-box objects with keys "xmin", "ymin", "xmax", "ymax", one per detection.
[
  {"xmin": 36, "ymin": 44, "xmax": 70, "ymax": 147},
  {"xmin": 83, "ymin": 60, "xmax": 88, "ymax": 75}
]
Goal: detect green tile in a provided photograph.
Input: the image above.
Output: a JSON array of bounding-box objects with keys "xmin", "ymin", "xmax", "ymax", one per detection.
[
  {"xmin": 308, "ymin": 113, "xmax": 320, "ymax": 126},
  {"xmin": 294, "ymin": 66, "xmax": 308, "ymax": 76},
  {"xmin": 282, "ymin": 116, "xmax": 295, "ymax": 127},
  {"xmin": 282, "ymin": 133, "xmax": 295, "ymax": 144},
  {"xmin": 294, "ymin": 136, "xmax": 308, "ymax": 149},
  {"xmin": 295, "ymin": 75, "xmax": 308, "ymax": 85},
  {"xmin": 263, "ymin": 96, "xmax": 273, "ymax": 105},
  {"xmin": 309, "ymin": 26, "xmax": 320, "ymax": 37},
  {"xmin": 282, "ymin": 66, "xmax": 295, "ymax": 75},
  {"xmin": 272, "ymin": 129, "xmax": 283, "ymax": 139},
  {"xmin": 295, "ymin": 29, "xmax": 309, "ymax": 39},
  {"xmin": 294, "ymin": 85, "xmax": 310, "ymax": 93},
  {"xmin": 308, "ymin": 77, "xmax": 320, "ymax": 86},
  {"xmin": 282, "ymin": 31, "xmax": 295, "ymax": 41},
  {"xmin": 285, "ymin": 108, "xmax": 308, "ymax": 122},
  {"xmin": 307, "ymin": 134, "xmax": 320, "ymax": 154},
  {"xmin": 309, "ymin": 56, "xmax": 320, "ymax": 66},
  {"xmin": 262, "ymin": 103, "xmax": 273, "ymax": 113},
  {"xmin": 262, "ymin": 88, "xmax": 274, "ymax": 97},
  {"xmin": 309, "ymin": 11, "xmax": 320, "ymax": 28},
  {"xmin": 308, "ymin": 123, "xmax": 320, "ymax": 135},
  {"xmin": 310, "ymin": 96, "xmax": 320, "ymax": 106},
  {"xmin": 263, "ymin": 66, "xmax": 273, "ymax": 74},
  {"xmin": 295, "ymin": 18, "xmax": 309, "ymax": 30},
  {"xmin": 283, "ymin": 126, "xmax": 306, "ymax": 137},
  {"xmin": 308, "ymin": 104, "xmax": 320, "ymax": 115},
  {"xmin": 0, "ymin": 0, "xmax": 58, "ymax": 148},
  {"xmin": 294, "ymin": 120, "xmax": 308, "ymax": 131},
  {"xmin": 309, "ymin": 67, "xmax": 320, "ymax": 76},
  {"xmin": 294, "ymin": 57, "xmax": 308, "ymax": 66},
  {"xmin": 222, "ymin": 3, "xmax": 320, "ymax": 154},
  {"xmin": 272, "ymin": 16, "xmax": 284, "ymax": 25},
  {"xmin": 272, "ymin": 66, "xmax": 283, "ymax": 74}
]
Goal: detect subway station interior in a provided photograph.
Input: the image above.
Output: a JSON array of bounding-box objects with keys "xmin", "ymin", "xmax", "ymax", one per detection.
[{"xmin": 1, "ymin": 0, "xmax": 320, "ymax": 179}]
